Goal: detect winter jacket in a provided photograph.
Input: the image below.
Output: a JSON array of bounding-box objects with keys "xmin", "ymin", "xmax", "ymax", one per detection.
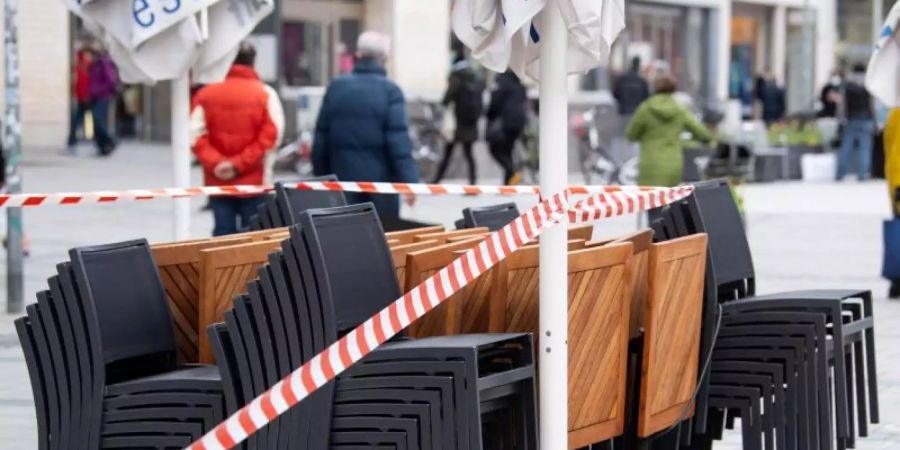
[
  {"xmin": 844, "ymin": 81, "xmax": 874, "ymax": 121},
  {"xmin": 487, "ymin": 72, "xmax": 527, "ymax": 133},
  {"xmin": 626, "ymin": 94, "xmax": 713, "ymax": 187},
  {"xmin": 73, "ymin": 50, "xmax": 92, "ymax": 104},
  {"xmin": 443, "ymin": 60, "xmax": 485, "ymax": 143},
  {"xmin": 312, "ymin": 57, "xmax": 419, "ymax": 184},
  {"xmin": 612, "ymin": 70, "xmax": 650, "ymax": 115},
  {"xmin": 757, "ymin": 81, "xmax": 785, "ymax": 123},
  {"xmin": 190, "ymin": 64, "xmax": 285, "ymax": 187},
  {"xmin": 885, "ymin": 109, "xmax": 900, "ymax": 215},
  {"xmin": 88, "ymin": 55, "xmax": 118, "ymax": 102}
]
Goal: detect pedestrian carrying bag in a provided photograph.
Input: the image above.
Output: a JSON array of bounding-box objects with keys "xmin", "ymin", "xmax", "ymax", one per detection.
[{"xmin": 882, "ymin": 189, "xmax": 900, "ymax": 279}]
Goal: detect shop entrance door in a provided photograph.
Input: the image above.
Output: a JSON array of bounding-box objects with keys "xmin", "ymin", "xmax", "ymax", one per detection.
[{"xmin": 281, "ymin": 0, "xmax": 364, "ymax": 87}]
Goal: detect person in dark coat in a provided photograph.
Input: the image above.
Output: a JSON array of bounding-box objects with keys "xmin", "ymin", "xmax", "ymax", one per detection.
[
  {"xmin": 432, "ymin": 56, "xmax": 484, "ymax": 184},
  {"xmin": 612, "ymin": 57, "xmax": 649, "ymax": 116},
  {"xmin": 312, "ymin": 31, "xmax": 419, "ymax": 220},
  {"xmin": 756, "ymin": 73, "xmax": 785, "ymax": 125},
  {"xmin": 819, "ymin": 70, "xmax": 843, "ymax": 118},
  {"xmin": 486, "ymin": 71, "xmax": 527, "ymax": 185},
  {"xmin": 837, "ymin": 64, "xmax": 876, "ymax": 181}
]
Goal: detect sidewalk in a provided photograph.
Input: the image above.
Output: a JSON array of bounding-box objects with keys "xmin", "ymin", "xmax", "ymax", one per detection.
[{"xmin": 0, "ymin": 142, "xmax": 898, "ymax": 448}]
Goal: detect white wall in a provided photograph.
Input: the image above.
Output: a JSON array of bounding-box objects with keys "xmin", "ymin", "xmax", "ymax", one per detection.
[
  {"xmin": 365, "ymin": 0, "xmax": 450, "ymax": 100},
  {"xmin": 0, "ymin": 0, "xmax": 71, "ymax": 149}
]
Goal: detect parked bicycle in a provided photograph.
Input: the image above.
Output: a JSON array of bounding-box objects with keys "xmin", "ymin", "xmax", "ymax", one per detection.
[
  {"xmin": 571, "ymin": 108, "xmax": 638, "ymax": 185},
  {"xmin": 407, "ymin": 99, "xmax": 445, "ymax": 183}
]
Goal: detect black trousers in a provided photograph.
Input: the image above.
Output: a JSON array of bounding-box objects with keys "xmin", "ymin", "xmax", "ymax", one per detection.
[
  {"xmin": 489, "ymin": 130, "xmax": 520, "ymax": 185},
  {"xmin": 433, "ymin": 140, "xmax": 476, "ymax": 185}
]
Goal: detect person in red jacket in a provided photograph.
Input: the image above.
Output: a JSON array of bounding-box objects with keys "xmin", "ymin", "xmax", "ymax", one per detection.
[
  {"xmin": 66, "ymin": 45, "xmax": 93, "ymax": 153},
  {"xmin": 191, "ymin": 42, "xmax": 284, "ymax": 236}
]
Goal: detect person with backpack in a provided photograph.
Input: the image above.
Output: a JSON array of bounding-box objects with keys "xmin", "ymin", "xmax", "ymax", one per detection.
[
  {"xmin": 87, "ymin": 45, "xmax": 119, "ymax": 156},
  {"xmin": 432, "ymin": 56, "xmax": 484, "ymax": 185},
  {"xmin": 486, "ymin": 70, "xmax": 527, "ymax": 185}
]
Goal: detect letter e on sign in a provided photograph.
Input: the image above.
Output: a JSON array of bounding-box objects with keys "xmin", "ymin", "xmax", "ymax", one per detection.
[{"xmin": 133, "ymin": 0, "xmax": 156, "ymax": 28}]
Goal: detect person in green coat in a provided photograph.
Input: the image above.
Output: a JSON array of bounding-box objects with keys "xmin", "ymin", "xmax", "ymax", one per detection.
[{"xmin": 625, "ymin": 75, "xmax": 714, "ymax": 186}]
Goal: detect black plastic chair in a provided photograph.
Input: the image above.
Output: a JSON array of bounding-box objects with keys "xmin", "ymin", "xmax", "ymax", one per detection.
[
  {"xmin": 275, "ymin": 175, "xmax": 348, "ymax": 226},
  {"xmin": 44, "ymin": 240, "xmax": 224, "ymax": 448},
  {"xmin": 461, "ymin": 203, "xmax": 520, "ymax": 231},
  {"xmin": 660, "ymin": 179, "xmax": 877, "ymax": 448}
]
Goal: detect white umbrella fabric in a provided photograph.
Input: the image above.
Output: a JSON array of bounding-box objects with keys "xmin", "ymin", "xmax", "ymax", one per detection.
[
  {"xmin": 59, "ymin": 0, "xmax": 273, "ymax": 239},
  {"xmin": 866, "ymin": 0, "xmax": 900, "ymax": 107},
  {"xmin": 451, "ymin": 1, "xmax": 626, "ymax": 449},
  {"xmin": 452, "ymin": 0, "xmax": 625, "ymax": 80}
]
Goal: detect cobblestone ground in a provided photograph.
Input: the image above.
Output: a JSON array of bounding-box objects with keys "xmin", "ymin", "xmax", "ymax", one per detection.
[{"xmin": 0, "ymin": 143, "xmax": 897, "ymax": 448}]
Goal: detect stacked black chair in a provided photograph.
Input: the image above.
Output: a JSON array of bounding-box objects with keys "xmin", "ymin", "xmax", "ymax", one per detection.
[
  {"xmin": 651, "ymin": 179, "xmax": 879, "ymax": 450},
  {"xmin": 455, "ymin": 202, "xmax": 520, "ymax": 231},
  {"xmin": 249, "ymin": 174, "xmax": 348, "ymax": 231},
  {"xmin": 208, "ymin": 202, "xmax": 538, "ymax": 449},
  {"xmin": 17, "ymin": 240, "xmax": 225, "ymax": 449}
]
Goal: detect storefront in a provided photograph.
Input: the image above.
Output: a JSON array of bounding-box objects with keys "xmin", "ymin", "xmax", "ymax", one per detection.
[
  {"xmin": 578, "ymin": 0, "xmax": 722, "ymax": 110},
  {"xmin": 730, "ymin": 0, "xmax": 829, "ymax": 116},
  {"xmin": 836, "ymin": 0, "xmax": 890, "ymax": 67}
]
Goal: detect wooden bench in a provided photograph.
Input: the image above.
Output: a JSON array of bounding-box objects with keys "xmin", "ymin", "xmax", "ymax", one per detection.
[
  {"xmin": 489, "ymin": 242, "xmax": 634, "ymax": 449},
  {"xmin": 589, "ymin": 229, "xmax": 654, "ymax": 338},
  {"xmin": 389, "ymin": 240, "xmax": 441, "ymax": 289},
  {"xmin": 403, "ymin": 237, "xmax": 488, "ymax": 337},
  {"xmin": 412, "ymin": 227, "xmax": 490, "ymax": 243},
  {"xmin": 197, "ymin": 239, "xmax": 284, "ymax": 363},
  {"xmin": 384, "ymin": 225, "xmax": 445, "ymax": 245},
  {"xmin": 638, "ymin": 234, "xmax": 707, "ymax": 437},
  {"xmin": 152, "ymin": 236, "xmax": 252, "ymax": 362}
]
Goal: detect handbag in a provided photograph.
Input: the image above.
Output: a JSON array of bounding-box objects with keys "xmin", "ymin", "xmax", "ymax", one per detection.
[{"xmin": 882, "ymin": 187, "xmax": 900, "ymax": 279}]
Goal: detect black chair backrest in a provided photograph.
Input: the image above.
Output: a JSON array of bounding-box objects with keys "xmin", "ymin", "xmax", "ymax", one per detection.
[
  {"xmin": 686, "ymin": 179, "xmax": 756, "ymax": 293},
  {"xmin": 463, "ymin": 203, "xmax": 520, "ymax": 231},
  {"xmin": 298, "ymin": 203, "xmax": 400, "ymax": 335},
  {"xmin": 276, "ymin": 175, "xmax": 348, "ymax": 226},
  {"xmin": 257, "ymin": 201, "xmax": 274, "ymax": 230},
  {"xmin": 68, "ymin": 239, "xmax": 177, "ymax": 369}
]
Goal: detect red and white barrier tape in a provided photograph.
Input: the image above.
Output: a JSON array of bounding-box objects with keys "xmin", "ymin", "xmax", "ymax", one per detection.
[
  {"xmin": 0, "ymin": 181, "xmax": 667, "ymax": 208},
  {"xmin": 185, "ymin": 184, "xmax": 694, "ymax": 450}
]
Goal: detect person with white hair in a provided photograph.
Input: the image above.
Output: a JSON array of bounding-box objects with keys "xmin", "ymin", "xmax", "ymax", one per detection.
[{"xmin": 312, "ymin": 31, "xmax": 418, "ymax": 222}]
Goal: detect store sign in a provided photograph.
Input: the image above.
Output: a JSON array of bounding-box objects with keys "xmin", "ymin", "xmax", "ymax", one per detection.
[{"xmin": 132, "ymin": 0, "xmax": 219, "ymax": 48}]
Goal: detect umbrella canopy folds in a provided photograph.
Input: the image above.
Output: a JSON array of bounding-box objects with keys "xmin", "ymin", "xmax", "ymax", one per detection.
[
  {"xmin": 451, "ymin": 0, "xmax": 625, "ymax": 80},
  {"xmin": 867, "ymin": 0, "xmax": 900, "ymax": 107},
  {"xmin": 61, "ymin": 0, "xmax": 273, "ymax": 84}
]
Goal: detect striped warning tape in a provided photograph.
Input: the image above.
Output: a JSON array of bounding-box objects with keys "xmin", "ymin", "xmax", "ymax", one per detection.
[
  {"xmin": 0, "ymin": 181, "xmax": 666, "ymax": 208},
  {"xmin": 185, "ymin": 184, "xmax": 695, "ymax": 450}
]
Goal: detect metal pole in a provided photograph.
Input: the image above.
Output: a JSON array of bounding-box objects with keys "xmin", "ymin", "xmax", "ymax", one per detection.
[
  {"xmin": 172, "ymin": 75, "xmax": 191, "ymax": 240},
  {"xmin": 4, "ymin": 0, "xmax": 23, "ymax": 314},
  {"xmin": 539, "ymin": 1, "xmax": 568, "ymax": 449},
  {"xmin": 803, "ymin": 0, "xmax": 815, "ymax": 111}
]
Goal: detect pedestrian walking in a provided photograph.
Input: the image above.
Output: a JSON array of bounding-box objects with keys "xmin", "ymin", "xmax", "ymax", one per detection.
[
  {"xmin": 191, "ymin": 42, "xmax": 285, "ymax": 236},
  {"xmin": 486, "ymin": 70, "xmax": 527, "ymax": 185},
  {"xmin": 819, "ymin": 69, "xmax": 843, "ymax": 119},
  {"xmin": 312, "ymin": 31, "xmax": 418, "ymax": 221},
  {"xmin": 625, "ymin": 75, "xmax": 713, "ymax": 187},
  {"xmin": 87, "ymin": 45, "xmax": 119, "ymax": 156},
  {"xmin": 66, "ymin": 43, "xmax": 93, "ymax": 153},
  {"xmin": 756, "ymin": 72, "xmax": 786, "ymax": 125},
  {"xmin": 613, "ymin": 57, "xmax": 650, "ymax": 117},
  {"xmin": 432, "ymin": 55, "xmax": 484, "ymax": 185},
  {"xmin": 882, "ymin": 107, "xmax": 900, "ymax": 298},
  {"xmin": 837, "ymin": 64, "xmax": 876, "ymax": 181}
]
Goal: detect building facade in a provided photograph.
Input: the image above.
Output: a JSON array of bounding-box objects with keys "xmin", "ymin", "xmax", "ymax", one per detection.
[{"xmin": 0, "ymin": 0, "xmax": 892, "ymax": 148}]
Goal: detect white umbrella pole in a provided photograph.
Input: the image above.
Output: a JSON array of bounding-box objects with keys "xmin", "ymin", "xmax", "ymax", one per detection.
[
  {"xmin": 539, "ymin": 2, "xmax": 569, "ymax": 449},
  {"xmin": 172, "ymin": 75, "xmax": 192, "ymax": 240}
]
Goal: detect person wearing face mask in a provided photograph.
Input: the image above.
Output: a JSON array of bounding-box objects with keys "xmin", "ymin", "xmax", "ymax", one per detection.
[{"xmin": 819, "ymin": 70, "xmax": 843, "ymax": 119}]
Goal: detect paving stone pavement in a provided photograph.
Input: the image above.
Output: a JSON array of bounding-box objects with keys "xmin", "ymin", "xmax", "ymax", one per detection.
[{"xmin": 0, "ymin": 143, "xmax": 897, "ymax": 448}]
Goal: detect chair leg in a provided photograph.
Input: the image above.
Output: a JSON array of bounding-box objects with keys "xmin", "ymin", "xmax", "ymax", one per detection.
[
  {"xmin": 844, "ymin": 349, "xmax": 856, "ymax": 448},
  {"xmin": 863, "ymin": 298, "xmax": 879, "ymax": 423},
  {"xmin": 852, "ymin": 338, "xmax": 868, "ymax": 437}
]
